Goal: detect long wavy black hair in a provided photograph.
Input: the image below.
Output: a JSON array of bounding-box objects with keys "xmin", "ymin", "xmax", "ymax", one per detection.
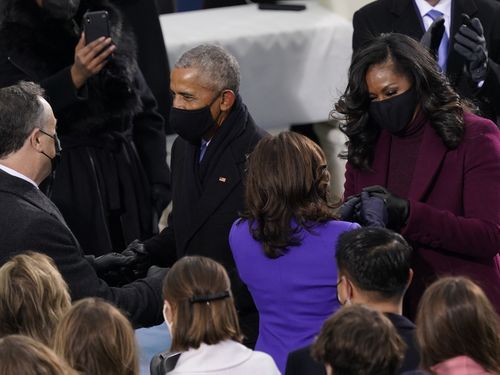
[
  {"xmin": 240, "ymin": 132, "xmax": 338, "ymax": 259},
  {"xmin": 335, "ymin": 33, "xmax": 465, "ymax": 170}
]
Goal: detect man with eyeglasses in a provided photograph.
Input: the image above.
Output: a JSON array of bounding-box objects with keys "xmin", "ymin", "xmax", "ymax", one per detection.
[{"xmin": 0, "ymin": 81, "xmax": 166, "ymax": 329}]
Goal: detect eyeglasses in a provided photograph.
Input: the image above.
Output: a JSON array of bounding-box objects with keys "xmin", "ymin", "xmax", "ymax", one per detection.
[{"xmin": 39, "ymin": 129, "xmax": 62, "ymax": 152}]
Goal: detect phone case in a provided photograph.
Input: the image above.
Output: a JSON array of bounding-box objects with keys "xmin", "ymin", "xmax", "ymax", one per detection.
[{"xmin": 84, "ymin": 10, "xmax": 110, "ymax": 44}]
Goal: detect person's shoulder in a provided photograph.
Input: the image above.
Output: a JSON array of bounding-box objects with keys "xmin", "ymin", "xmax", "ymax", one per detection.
[
  {"xmin": 462, "ymin": 112, "xmax": 499, "ymax": 139},
  {"xmin": 355, "ymin": 0, "xmax": 392, "ymax": 17},
  {"xmin": 247, "ymin": 349, "xmax": 280, "ymax": 373},
  {"xmin": 229, "ymin": 218, "xmax": 252, "ymax": 242}
]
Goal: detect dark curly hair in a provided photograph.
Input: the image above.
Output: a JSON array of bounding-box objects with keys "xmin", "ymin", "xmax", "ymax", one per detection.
[
  {"xmin": 240, "ymin": 132, "xmax": 338, "ymax": 259},
  {"xmin": 335, "ymin": 33, "xmax": 465, "ymax": 170}
]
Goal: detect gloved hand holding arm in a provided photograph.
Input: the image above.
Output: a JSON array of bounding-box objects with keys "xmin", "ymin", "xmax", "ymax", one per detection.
[
  {"xmin": 359, "ymin": 191, "xmax": 388, "ymax": 228},
  {"xmin": 363, "ymin": 185, "xmax": 409, "ymax": 231},
  {"xmin": 338, "ymin": 195, "xmax": 362, "ymax": 222}
]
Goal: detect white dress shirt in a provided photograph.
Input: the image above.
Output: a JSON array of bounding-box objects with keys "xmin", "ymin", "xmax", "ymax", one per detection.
[
  {"xmin": 0, "ymin": 164, "xmax": 38, "ymax": 188},
  {"xmin": 414, "ymin": 0, "xmax": 452, "ymax": 37}
]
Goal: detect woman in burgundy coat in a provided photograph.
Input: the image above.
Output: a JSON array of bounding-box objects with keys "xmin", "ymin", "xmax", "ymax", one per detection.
[{"xmin": 336, "ymin": 33, "xmax": 500, "ymax": 318}]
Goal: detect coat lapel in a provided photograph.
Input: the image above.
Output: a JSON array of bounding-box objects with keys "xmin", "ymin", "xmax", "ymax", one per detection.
[
  {"xmin": 186, "ymin": 146, "xmax": 242, "ymax": 246},
  {"xmin": 360, "ymin": 131, "xmax": 393, "ymax": 188},
  {"xmin": 407, "ymin": 124, "xmax": 448, "ymax": 201}
]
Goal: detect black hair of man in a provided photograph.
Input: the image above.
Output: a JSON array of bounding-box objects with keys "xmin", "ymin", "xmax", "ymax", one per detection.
[
  {"xmin": 336, "ymin": 227, "xmax": 412, "ymax": 301},
  {"xmin": 0, "ymin": 81, "xmax": 45, "ymax": 158}
]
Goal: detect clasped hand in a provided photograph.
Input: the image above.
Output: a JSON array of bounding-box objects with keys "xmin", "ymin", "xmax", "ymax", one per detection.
[{"xmin": 339, "ymin": 186, "xmax": 409, "ymax": 231}]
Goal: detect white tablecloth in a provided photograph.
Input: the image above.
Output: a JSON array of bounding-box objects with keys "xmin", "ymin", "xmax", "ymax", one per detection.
[{"xmin": 160, "ymin": 3, "xmax": 353, "ymax": 130}]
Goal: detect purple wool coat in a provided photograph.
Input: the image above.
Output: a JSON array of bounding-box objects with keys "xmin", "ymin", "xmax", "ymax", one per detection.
[{"xmin": 344, "ymin": 112, "xmax": 500, "ymax": 317}]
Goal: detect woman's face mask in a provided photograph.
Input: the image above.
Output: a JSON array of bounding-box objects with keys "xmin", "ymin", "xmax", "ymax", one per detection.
[
  {"xmin": 365, "ymin": 62, "xmax": 417, "ymax": 134},
  {"xmin": 40, "ymin": 0, "xmax": 80, "ymax": 20},
  {"xmin": 369, "ymin": 86, "xmax": 418, "ymax": 134}
]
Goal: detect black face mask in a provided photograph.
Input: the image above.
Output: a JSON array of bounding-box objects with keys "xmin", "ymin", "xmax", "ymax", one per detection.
[
  {"xmin": 169, "ymin": 94, "xmax": 222, "ymax": 145},
  {"xmin": 369, "ymin": 86, "xmax": 418, "ymax": 135},
  {"xmin": 40, "ymin": 130, "xmax": 62, "ymax": 173},
  {"xmin": 42, "ymin": 0, "xmax": 80, "ymax": 20}
]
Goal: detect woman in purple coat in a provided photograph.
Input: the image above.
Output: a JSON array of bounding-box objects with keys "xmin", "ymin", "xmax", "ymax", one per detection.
[
  {"xmin": 229, "ymin": 132, "xmax": 359, "ymax": 372},
  {"xmin": 336, "ymin": 33, "xmax": 500, "ymax": 319}
]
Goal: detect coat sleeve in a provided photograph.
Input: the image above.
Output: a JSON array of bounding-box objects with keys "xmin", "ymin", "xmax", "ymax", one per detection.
[
  {"xmin": 26, "ymin": 215, "xmax": 164, "ymax": 328},
  {"xmin": 131, "ymin": 69, "xmax": 171, "ymax": 187},
  {"xmin": 0, "ymin": 54, "xmax": 87, "ymax": 115},
  {"xmin": 143, "ymin": 215, "xmax": 178, "ymax": 267},
  {"xmin": 402, "ymin": 122, "xmax": 500, "ymax": 258}
]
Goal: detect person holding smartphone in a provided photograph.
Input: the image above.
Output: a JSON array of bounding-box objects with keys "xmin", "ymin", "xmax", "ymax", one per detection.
[{"xmin": 0, "ymin": 0, "xmax": 172, "ymax": 264}]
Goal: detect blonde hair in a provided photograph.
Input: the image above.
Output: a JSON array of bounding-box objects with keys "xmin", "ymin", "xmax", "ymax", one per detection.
[
  {"xmin": 0, "ymin": 334, "xmax": 77, "ymax": 375},
  {"xmin": 416, "ymin": 276, "xmax": 500, "ymax": 373},
  {"xmin": 163, "ymin": 256, "xmax": 242, "ymax": 352},
  {"xmin": 0, "ymin": 251, "xmax": 71, "ymax": 345},
  {"xmin": 53, "ymin": 298, "xmax": 139, "ymax": 375}
]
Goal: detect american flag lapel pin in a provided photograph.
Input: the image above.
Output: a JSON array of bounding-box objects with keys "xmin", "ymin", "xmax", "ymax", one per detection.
[{"xmin": 218, "ymin": 176, "xmax": 227, "ymax": 183}]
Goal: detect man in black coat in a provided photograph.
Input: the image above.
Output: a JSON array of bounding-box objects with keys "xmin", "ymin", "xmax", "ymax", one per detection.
[
  {"xmin": 125, "ymin": 44, "xmax": 268, "ymax": 347},
  {"xmin": 352, "ymin": 0, "xmax": 500, "ymax": 123},
  {"xmin": 0, "ymin": 82, "xmax": 165, "ymax": 328},
  {"xmin": 285, "ymin": 228, "xmax": 419, "ymax": 375}
]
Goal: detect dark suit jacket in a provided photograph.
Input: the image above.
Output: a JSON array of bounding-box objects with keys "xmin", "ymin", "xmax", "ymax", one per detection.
[
  {"xmin": 352, "ymin": 0, "xmax": 500, "ymax": 122},
  {"xmin": 144, "ymin": 98, "xmax": 267, "ymax": 321},
  {"xmin": 0, "ymin": 170, "xmax": 164, "ymax": 328},
  {"xmin": 344, "ymin": 112, "xmax": 500, "ymax": 317},
  {"xmin": 284, "ymin": 312, "xmax": 420, "ymax": 375}
]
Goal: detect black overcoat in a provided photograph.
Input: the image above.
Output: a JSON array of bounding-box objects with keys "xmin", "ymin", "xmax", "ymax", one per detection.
[{"xmin": 144, "ymin": 97, "xmax": 268, "ymax": 343}]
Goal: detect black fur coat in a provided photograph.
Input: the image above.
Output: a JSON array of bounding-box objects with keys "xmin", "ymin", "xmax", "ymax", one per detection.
[
  {"xmin": 0, "ymin": 0, "xmax": 171, "ymax": 254},
  {"xmin": 0, "ymin": 0, "xmax": 147, "ymax": 135}
]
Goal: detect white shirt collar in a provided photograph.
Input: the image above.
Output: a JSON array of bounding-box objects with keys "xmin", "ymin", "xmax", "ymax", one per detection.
[
  {"xmin": 414, "ymin": 0, "xmax": 452, "ymax": 36},
  {"xmin": 0, "ymin": 164, "xmax": 38, "ymax": 188}
]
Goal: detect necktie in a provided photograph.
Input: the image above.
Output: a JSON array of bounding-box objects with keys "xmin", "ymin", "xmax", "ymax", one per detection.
[{"xmin": 426, "ymin": 9, "xmax": 449, "ymax": 72}]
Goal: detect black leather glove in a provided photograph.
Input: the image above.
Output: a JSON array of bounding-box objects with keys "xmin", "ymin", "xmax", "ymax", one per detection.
[
  {"xmin": 151, "ymin": 184, "xmax": 171, "ymax": 218},
  {"xmin": 420, "ymin": 15, "xmax": 445, "ymax": 61},
  {"xmin": 122, "ymin": 239, "xmax": 152, "ymax": 278},
  {"xmin": 93, "ymin": 252, "xmax": 135, "ymax": 277},
  {"xmin": 363, "ymin": 186, "xmax": 409, "ymax": 231},
  {"xmin": 454, "ymin": 17, "xmax": 488, "ymax": 83},
  {"xmin": 338, "ymin": 195, "xmax": 362, "ymax": 222},
  {"xmin": 359, "ymin": 191, "xmax": 387, "ymax": 228}
]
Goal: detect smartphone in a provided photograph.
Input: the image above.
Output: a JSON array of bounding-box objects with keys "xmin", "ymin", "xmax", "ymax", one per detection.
[{"xmin": 83, "ymin": 10, "xmax": 110, "ymax": 45}]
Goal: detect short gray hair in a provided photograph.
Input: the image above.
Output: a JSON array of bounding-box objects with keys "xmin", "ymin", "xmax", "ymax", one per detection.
[
  {"xmin": 175, "ymin": 44, "xmax": 240, "ymax": 94},
  {"xmin": 0, "ymin": 81, "xmax": 46, "ymax": 158}
]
